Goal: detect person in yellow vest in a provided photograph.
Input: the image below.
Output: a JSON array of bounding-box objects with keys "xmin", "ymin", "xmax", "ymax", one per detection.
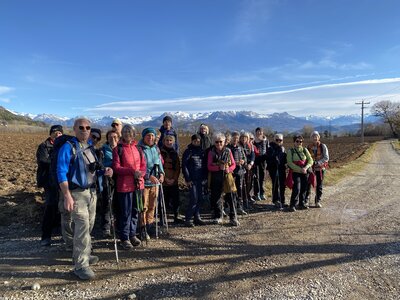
[{"xmin": 305, "ymin": 131, "xmax": 329, "ymax": 208}]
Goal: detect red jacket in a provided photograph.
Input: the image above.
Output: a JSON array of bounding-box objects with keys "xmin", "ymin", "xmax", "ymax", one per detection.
[{"xmin": 112, "ymin": 141, "xmax": 146, "ymax": 192}]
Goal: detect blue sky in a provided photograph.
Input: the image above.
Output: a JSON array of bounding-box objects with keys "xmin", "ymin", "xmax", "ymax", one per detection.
[{"xmin": 1, "ymin": 0, "xmax": 400, "ymax": 118}]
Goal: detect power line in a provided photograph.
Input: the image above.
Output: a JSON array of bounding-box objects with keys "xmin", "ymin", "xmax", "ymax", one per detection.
[{"xmin": 356, "ymin": 100, "xmax": 370, "ymax": 143}]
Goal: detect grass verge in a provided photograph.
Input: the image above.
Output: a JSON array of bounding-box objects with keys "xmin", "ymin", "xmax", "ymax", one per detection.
[
  {"xmin": 324, "ymin": 143, "xmax": 376, "ymax": 186},
  {"xmin": 391, "ymin": 140, "xmax": 400, "ymax": 152}
]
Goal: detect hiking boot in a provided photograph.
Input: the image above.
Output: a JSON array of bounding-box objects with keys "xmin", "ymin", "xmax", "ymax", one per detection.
[
  {"xmin": 185, "ymin": 220, "xmax": 195, "ymax": 227},
  {"xmin": 40, "ymin": 238, "xmax": 51, "ymax": 247},
  {"xmin": 260, "ymin": 194, "xmax": 266, "ymax": 201},
  {"xmin": 89, "ymin": 255, "xmax": 99, "ymax": 265},
  {"xmin": 222, "ymin": 209, "xmax": 228, "ymax": 218},
  {"xmin": 145, "ymin": 233, "xmax": 151, "ymax": 241},
  {"xmin": 121, "ymin": 240, "xmax": 133, "ymax": 250},
  {"xmin": 130, "ymin": 236, "xmax": 141, "ymax": 247},
  {"xmin": 102, "ymin": 229, "xmax": 112, "ymax": 238},
  {"xmin": 315, "ymin": 201, "xmax": 322, "ymax": 208},
  {"xmin": 299, "ymin": 204, "xmax": 309, "ymax": 210},
  {"xmin": 237, "ymin": 208, "xmax": 248, "ymax": 215},
  {"xmin": 173, "ymin": 217, "xmax": 185, "ymax": 225},
  {"xmin": 213, "ymin": 218, "xmax": 223, "ymax": 225},
  {"xmin": 230, "ymin": 219, "xmax": 240, "ymax": 226},
  {"xmin": 274, "ymin": 201, "xmax": 282, "ymax": 209},
  {"xmin": 289, "ymin": 206, "xmax": 296, "ymax": 212},
  {"xmin": 194, "ymin": 218, "xmax": 206, "ymax": 226},
  {"xmin": 74, "ymin": 267, "xmax": 95, "ymax": 280}
]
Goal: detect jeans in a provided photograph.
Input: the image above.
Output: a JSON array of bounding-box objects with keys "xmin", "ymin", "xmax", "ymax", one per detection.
[
  {"xmin": 116, "ymin": 192, "xmax": 139, "ymax": 241},
  {"xmin": 185, "ymin": 180, "xmax": 204, "ymax": 221}
]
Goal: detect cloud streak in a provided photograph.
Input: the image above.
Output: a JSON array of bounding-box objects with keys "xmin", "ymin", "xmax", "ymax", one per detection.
[{"xmin": 85, "ymin": 78, "xmax": 400, "ymax": 117}]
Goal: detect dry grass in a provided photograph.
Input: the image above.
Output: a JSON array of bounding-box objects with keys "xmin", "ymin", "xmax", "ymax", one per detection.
[{"xmin": 324, "ymin": 143, "xmax": 376, "ymax": 186}]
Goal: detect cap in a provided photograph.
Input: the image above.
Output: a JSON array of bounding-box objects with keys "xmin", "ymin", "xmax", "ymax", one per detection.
[
  {"xmin": 274, "ymin": 133, "xmax": 283, "ymax": 140},
  {"xmin": 111, "ymin": 118, "xmax": 122, "ymax": 126},
  {"xmin": 49, "ymin": 125, "xmax": 63, "ymax": 135},
  {"xmin": 90, "ymin": 128, "xmax": 102, "ymax": 140},
  {"xmin": 191, "ymin": 134, "xmax": 201, "ymax": 141}
]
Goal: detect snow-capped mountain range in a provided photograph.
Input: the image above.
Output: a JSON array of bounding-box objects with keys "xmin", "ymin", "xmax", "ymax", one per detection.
[{"xmin": 6, "ymin": 108, "xmax": 381, "ymax": 134}]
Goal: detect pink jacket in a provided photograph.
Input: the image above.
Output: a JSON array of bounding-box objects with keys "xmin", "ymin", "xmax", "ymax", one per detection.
[
  {"xmin": 207, "ymin": 147, "xmax": 236, "ymax": 173},
  {"xmin": 112, "ymin": 141, "xmax": 146, "ymax": 192}
]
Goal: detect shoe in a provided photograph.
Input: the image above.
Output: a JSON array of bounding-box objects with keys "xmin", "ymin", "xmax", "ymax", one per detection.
[
  {"xmin": 260, "ymin": 194, "xmax": 266, "ymax": 201},
  {"xmin": 315, "ymin": 202, "xmax": 322, "ymax": 208},
  {"xmin": 237, "ymin": 208, "xmax": 248, "ymax": 215},
  {"xmin": 102, "ymin": 229, "xmax": 112, "ymax": 238},
  {"xmin": 121, "ymin": 240, "xmax": 133, "ymax": 250},
  {"xmin": 289, "ymin": 206, "xmax": 296, "ymax": 212},
  {"xmin": 222, "ymin": 209, "xmax": 228, "ymax": 218},
  {"xmin": 299, "ymin": 204, "xmax": 309, "ymax": 210},
  {"xmin": 40, "ymin": 238, "xmax": 51, "ymax": 247},
  {"xmin": 274, "ymin": 201, "xmax": 282, "ymax": 209},
  {"xmin": 89, "ymin": 255, "xmax": 99, "ymax": 265},
  {"xmin": 173, "ymin": 217, "xmax": 185, "ymax": 225},
  {"xmin": 145, "ymin": 233, "xmax": 151, "ymax": 241},
  {"xmin": 194, "ymin": 218, "xmax": 206, "ymax": 226},
  {"xmin": 130, "ymin": 236, "xmax": 141, "ymax": 247},
  {"xmin": 74, "ymin": 267, "xmax": 95, "ymax": 280},
  {"xmin": 213, "ymin": 218, "xmax": 223, "ymax": 225},
  {"xmin": 230, "ymin": 219, "xmax": 240, "ymax": 226},
  {"xmin": 185, "ymin": 220, "xmax": 195, "ymax": 227}
]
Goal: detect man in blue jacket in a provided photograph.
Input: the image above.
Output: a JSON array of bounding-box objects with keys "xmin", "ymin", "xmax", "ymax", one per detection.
[{"xmin": 58, "ymin": 117, "xmax": 113, "ymax": 280}]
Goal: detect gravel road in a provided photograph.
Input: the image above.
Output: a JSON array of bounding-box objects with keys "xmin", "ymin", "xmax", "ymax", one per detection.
[{"xmin": 0, "ymin": 140, "xmax": 399, "ymax": 300}]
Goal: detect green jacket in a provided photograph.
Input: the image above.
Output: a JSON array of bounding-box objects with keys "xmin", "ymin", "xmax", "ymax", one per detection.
[{"xmin": 287, "ymin": 146, "xmax": 314, "ymax": 174}]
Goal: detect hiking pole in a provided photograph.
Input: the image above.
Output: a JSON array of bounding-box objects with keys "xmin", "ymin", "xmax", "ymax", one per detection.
[
  {"xmin": 135, "ymin": 188, "xmax": 147, "ymax": 246},
  {"xmin": 107, "ymin": 177, "xmax": 119, "ymax": 266},
  {"xmin": 158, "ymin": 184, "xmax": 169, "ymax": 233}
]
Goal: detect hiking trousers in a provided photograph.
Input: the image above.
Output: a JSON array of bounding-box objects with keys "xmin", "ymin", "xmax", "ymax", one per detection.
[
  {"xmin": 290, "ymin": 172, "xmax": 308, "ymax": 208},
  {"xmin": 41, "ymin": 186, "xmax": 61, "ymax": 240},
  {"xmin": 70, "ymin": 187, "xmax": 97, "ymax": 270},
  {"xmin": 253, "ymin": 163, "xmax": 266, "ymax": 198},
  {"xmin": 268, "ymin": 167, "xmax": 286, "ymax": 205},
  {"xmin": 143, "ymin": 185, "xmax": 159, "ymax": 226},
  {"xmin": 116, "ymin": 192, "xmax": 138, "ymax": 241},
  {"xmin": 209, "ymin": 172, "xmax": 224, "ymax": 219},
  {"xmin": 185, "ymin": 180, "xmax": 204, "ymax": 222},
  {"xmin": 306, "ymin": 169, "xmax": 324, "ymax": 202},
  {"xmin": 58, "ymin": 193, "xmax": 73, "ymax": 249},
  {"xmin": 162, "ymin": 185, "xmax": 180, "ymax": 218}
]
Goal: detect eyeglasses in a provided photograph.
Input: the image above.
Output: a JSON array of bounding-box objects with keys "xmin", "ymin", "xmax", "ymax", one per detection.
[
  {"xmin": 78, "ymin": 126, "xmax": 91, "ymax": 131},
  {"xmin": 91, "ymin": 135, "xmax": 99, "ymax": 140},
  {"xmin": 111, "ymin": 123, "xmax": 120, "ymax": 128},
  {"xmin": 295, "ymin": 140, "xmax": 303, "ymax": 143},
  {"xmin": 275, "ymin": 139, "xmax": 282, "ymax": 142},
  {"xmin": 215, "ymin": 141, "xmax": 223, "ymax": 144}
]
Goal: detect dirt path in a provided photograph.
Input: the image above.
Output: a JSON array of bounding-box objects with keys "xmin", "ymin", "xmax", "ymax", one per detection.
[{"xmin": 1, "ymin": 140, "xmax": 399, "ymax": 300}]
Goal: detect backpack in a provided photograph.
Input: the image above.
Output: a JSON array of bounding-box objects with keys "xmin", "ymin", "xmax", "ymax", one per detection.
[{"xmin": 49, "ymin": 135, "xmax": 76, "ymax": 188}]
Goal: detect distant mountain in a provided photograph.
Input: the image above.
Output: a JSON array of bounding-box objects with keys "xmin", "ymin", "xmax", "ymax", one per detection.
[
  {"xmin": 0, "ymin": 106, "xmax": 46, "ymax": 126},
  {"xmin": 0, "ymin": 105, "xmax": 383, "ymax": 134}
]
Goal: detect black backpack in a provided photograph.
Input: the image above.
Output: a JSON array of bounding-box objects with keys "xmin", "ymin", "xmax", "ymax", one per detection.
[{"xmin": 49, "ymin": 135, "xmax": 76, "ymax": 188}]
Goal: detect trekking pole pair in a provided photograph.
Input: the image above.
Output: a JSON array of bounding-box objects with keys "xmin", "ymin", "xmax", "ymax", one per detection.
[
  {"xmin": 134, "ymin": 182, "xmax": 147, "ymax": 246},
  {"xmin": 106, "ymin": 177, "xmax": 119, "ymax": 266},
  {"xmin": 155, "ymin": 183, "xmax": 169, "ymax": 239}
]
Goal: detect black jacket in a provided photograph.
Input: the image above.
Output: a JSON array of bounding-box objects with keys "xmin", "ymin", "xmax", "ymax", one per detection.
[
  {"xmin": 182, "ymin": 144, "xmax": 207, "ymax": 182},
  {"xmin": 36, "ymin": 138, "xmax": 54, "ymax": 188}
]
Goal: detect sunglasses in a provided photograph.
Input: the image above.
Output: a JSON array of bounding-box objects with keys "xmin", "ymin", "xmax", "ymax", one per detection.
[
  {"xmin": 215, "ymin": 141, "xmax": 223, "ymax": 144},
  {"xmin": 111, "ymin": 123, "xmax": 120, "ymax": 128},
  {"xmin": 275, "ymin": 139, "xmax": 282, "ymax": 142},
  {"xmin": 295, "ymin": 140, "xmax": 303, "ymax": 143},
  {"xmin": 91, "ymin": 135, "xmax": 99, "ymax": 140},
  {"xmin": 78, "ymin": 126, "xmax": 91, "ymax": 131}
]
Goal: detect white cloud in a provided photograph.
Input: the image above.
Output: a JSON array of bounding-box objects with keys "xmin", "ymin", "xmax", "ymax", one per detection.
[
  {"xmin": 0, "ymin": 98, "xmax": 11, "ymax": 103},
  {"xmin": 0, "ymin": 86, "xmax": 13, "ymax": 104},
  {"xmin": 85, "ymin": 78, "xmax": 400, "ymax": 117}
]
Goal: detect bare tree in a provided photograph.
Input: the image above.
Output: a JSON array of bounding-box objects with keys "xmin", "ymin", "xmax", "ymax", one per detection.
[
  {"xmin": 302, "ymin": 125, "xmax": 314, "ymax": 138},
  {"xmin": 371, "ymin": 100, "xmax": 400, "ymax": 137}
]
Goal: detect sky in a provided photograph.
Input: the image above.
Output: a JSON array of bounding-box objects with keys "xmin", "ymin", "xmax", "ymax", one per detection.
[{"xmin": 1, "ymin": 0, "xmax": 400, "ymax": 118}]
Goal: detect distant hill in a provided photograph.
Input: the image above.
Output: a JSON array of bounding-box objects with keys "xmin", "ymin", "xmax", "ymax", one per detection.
[{"xmin": 0, "ymin": 106, "xmax": 46, "ymax": 126}]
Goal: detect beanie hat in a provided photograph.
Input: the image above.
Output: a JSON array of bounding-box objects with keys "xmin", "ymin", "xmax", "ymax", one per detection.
[
  {"xmin": 90, "ymin": 128, "xmax": 102, "ymax": 140},
  {"xmin": 310, "ymin": 131, "xmax": 320, "ymax": 138},
  {"xmin": 162, "ymin": 115, "xmax": 173, "ymax": 123},
  {"xmin": 191, "ymin": 134, "xmax": 201, "ymax": 141},
  {"xmin": 49, "ymin": 125, "xmax": 63, "ymax": 135},
  {"xmin": 142, "ymin": 127, "xmax": 157, "ymax": 138}
]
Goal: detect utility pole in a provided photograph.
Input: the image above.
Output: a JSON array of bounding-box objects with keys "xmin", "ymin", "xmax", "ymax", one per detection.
[{"xmin": 356, "ymin": 100, "xmax": 370, "ymax": 143}]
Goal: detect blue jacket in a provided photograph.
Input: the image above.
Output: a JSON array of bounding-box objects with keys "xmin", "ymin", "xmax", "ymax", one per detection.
[
  {"xmin": 182, "ymin": 143, "xmax": 207, "ymax": 182},
  {"xmin": 138, "ymin": 140, "xmax": 165, "ymax": 187},
  {"xmin": 57, "ymin": 138, "xmax": 102, "ymax": 189},
  {"xmin": 101, "ymin": 143, "xmax": 113, "ymax": 168}
]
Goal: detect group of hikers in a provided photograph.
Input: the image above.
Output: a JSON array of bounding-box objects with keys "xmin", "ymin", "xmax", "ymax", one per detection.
[{"xmin": 36, "ymin": 116, "xmax": 329, "ymax": 280}]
